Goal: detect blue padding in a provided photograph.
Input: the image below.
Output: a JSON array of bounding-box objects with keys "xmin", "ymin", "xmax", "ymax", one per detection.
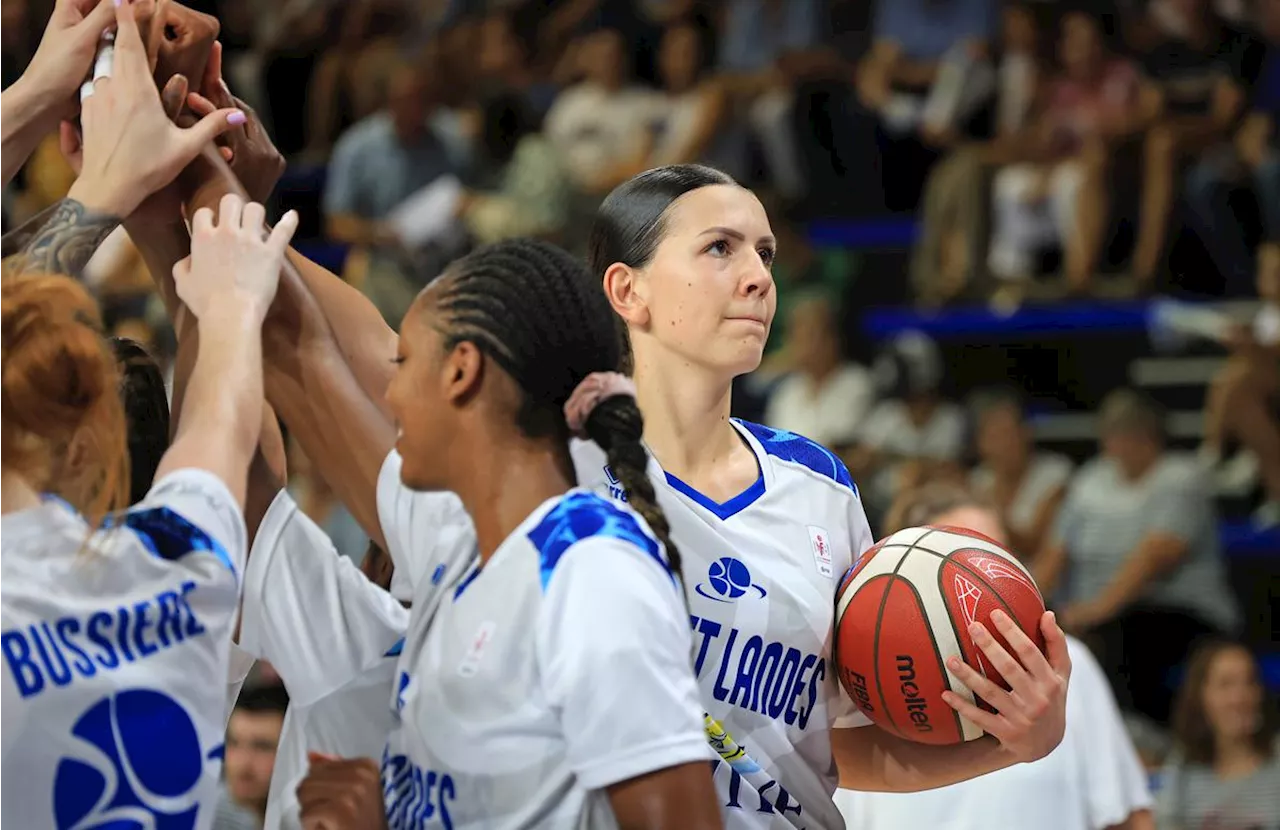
[
  {"xmin": 806, "ymin": 217, "xmax": 919, "ymax": 249},
  {"xmin": 293, "ymin": 242, "xmax": 350, "ymax": 275},
  {"xmin": 1219, "ymin": 522, "xmax": 1280, "ymax": 558},
  {"xmin": 862, "ymin": 300, "xmax": 1153, "ymax": 340}
]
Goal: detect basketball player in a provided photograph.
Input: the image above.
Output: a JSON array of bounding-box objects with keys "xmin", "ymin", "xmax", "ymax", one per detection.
[
  {"xmin": 186, "ymin": 152, "xmax": 1071, "ymax": 827},
  {"xmin": 835, "ymin": 482, "xmax": 1154, "ymax": 830},
  {"xmin": 288, "ymin": 239, "xmax": 718, "ymax": 829}
]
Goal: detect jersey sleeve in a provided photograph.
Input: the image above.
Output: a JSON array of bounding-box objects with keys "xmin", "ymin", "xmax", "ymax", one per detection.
[
  {"xmin": 125, "ymin": 467, "xmax": 248, "ymax": 585},
  {"xmin": 377, "ymin": 451, "xmax": 476, "ymax": 597},
  {"xmin": 1067, "ymin": 639, "xmax": 1154, "ymax": 827},
  {"xmin": 223, "ymin": 643, "xmax": 257, "ymax": 726},
  {"xmin": 239, "ymin": 490, "xmax": 409, "ymax": 707},
  {"xmin": 536, "ymin": 537, "xmax": 708, "ymax": 790},
  {"xmin": 833, "ymin": 487, "xmax": 876, "ymax": 729}
]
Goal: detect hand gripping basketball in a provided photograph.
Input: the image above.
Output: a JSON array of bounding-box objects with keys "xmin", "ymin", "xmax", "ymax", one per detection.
[{"xmin": 835, "ymin": 526, "xmax": 1070, "ymax": 763}]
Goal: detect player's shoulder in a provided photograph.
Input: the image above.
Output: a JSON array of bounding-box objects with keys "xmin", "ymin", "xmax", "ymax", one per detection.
[
  {"xmin": 104, "ymin": 469, "xmax": 243, "ymax": 573},
  {"xmin": 524, "ymin": 490, "xmax": 670, "ymax": 592},
  {"xmin": 734, "ymin": 419, "xmax": 858, "ymax": 497}
]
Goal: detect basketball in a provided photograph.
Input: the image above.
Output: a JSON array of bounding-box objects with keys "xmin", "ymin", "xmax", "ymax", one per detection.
[{"xmin": 834, "ymin": 525, "xmax": 1047, "ymax": 745}]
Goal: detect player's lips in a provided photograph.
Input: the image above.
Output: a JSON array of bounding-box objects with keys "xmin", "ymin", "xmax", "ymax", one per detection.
[{"xmin": 726, "ymin": 314, "xmax": 767, "ymax": 328}]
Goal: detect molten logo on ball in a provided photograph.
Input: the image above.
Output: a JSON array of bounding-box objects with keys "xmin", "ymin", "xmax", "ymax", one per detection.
[
  {"xmin": 52, "ymin": 689, "xmax": 208, "ymax": 829},
  {"xmin": 896, "ymin": 655, "xmax": 933, "ymax": 734}
]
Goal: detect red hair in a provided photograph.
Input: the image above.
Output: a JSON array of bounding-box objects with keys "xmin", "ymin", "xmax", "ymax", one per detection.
[{"xmin": 2, "ymin": 274, "xmax": 129, "ymax": 522}]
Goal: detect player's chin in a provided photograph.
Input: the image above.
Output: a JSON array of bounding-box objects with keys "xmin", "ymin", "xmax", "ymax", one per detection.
[
  {"xmin": 397, "ymin": 457, "xmax": 439, "ymax": 493},
  {"xmin": 712, "ymin": 340, "xmax": 766, "ymax": 378}
]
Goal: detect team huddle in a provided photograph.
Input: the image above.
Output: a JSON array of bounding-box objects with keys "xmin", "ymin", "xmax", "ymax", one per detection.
[{"xmin": 1, "ymin": 2, "xmax": 1072, "ymax": 829}]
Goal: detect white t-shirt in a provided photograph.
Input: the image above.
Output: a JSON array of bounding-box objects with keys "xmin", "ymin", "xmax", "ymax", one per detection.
[
  {"xmin": 970, "ymin": 453, "xmax": 1074, "ymax": 540},
  {"xmin": 834, "ymin": 636, "xmax": 1152, "ymax": 830},
  {"xmin": 380, "ymin": 419, "xmax": 877, "ymax": 830},
  {"xmin": 1254, "ymin": 302, "xmax": 1280, "ymax": 347},
  {"xmin": 236, "ymin": 491, "xmax": 432, "ymax": 830},
  {"xmin": 543, "ymin": 83, "xmax": 660, "ymax": 188},
  {"xmin": 379, "ymin": 485, "xmax": 706, "ymax": 829},
  {"xmin": 764, "ymin": 364, "xmax": 875, "ymax": 449},
  {"xmin": 1, "ymin": 469, "xmax": 247, "ymax": 830}
]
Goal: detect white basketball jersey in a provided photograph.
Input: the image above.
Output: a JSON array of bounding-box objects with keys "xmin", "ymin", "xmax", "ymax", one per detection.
[
  {"xmin": 378, "ymin": 485, "xmax": 707, "ymax": 830},
  {"xmin": 1, "ymin": 469, "xmax": 247, "ymax": 830},
  {"xmin": 572, "ymin": 419, "xmax": 876, "ymax": 830}
]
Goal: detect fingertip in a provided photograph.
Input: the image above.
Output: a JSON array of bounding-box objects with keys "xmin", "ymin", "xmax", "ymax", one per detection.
[{"xmin": 227, "ymin": 110, "xmax": 247, "ymax": 126}]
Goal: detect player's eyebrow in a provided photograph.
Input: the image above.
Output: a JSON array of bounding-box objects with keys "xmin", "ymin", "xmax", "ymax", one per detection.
[{"xmin": 699, "ymin": 226, "xmax": 776, "ymax": 247}]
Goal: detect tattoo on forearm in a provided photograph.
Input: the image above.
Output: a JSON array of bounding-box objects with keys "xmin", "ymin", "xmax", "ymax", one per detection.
[{"xmin": 7, "ymin": 198, "xmax": 121, "ymax": 279}]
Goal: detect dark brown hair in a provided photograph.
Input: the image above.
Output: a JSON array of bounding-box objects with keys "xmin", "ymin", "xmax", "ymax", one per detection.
[{"xmin": 1171, "ymin": 639, "xmax": 1277, "ymax": 765}]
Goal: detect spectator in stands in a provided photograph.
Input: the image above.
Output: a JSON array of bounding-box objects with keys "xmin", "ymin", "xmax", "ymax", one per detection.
[
  {"xmin": 645, "ymin": 21, "xmax": 729, "ymax": 169},
  {"xmin": 717, "ymin": 0, "xmax": 821, "ymax": 200},
  {"xmin": 763, "ymin": 292, "xmax": 874, "ymax": 452},
  {"xmin": 856, "ymin": 0, "xmax": 1000, "ymax": 212},
  {"xmin": 323, "ymin": 64, "xmax": 467, "ymax": 322},
  {"xmin": 911, "ymin": 2, "xmax": 1043, "ymax": 307},
  {"xmin": 987, "ymin": 9, "xmax": 1145, "ymax": 301},
  {"xmin": 458, "ymin": 90, "xmax": 569, "ymax": 245},
  {"xmin": 1034, "ymin": 389, "xmax": 1241, "ymax": 726},
  {"xmin": 1185, "ymin": 0, "xmax": 1280, "ymax": 294},
  {"xmin": 215, "ymin": 683, "xmax": 290, "ymax": 830},
  {"xmin": 836, "ymin": 481, "xmax": 1155, "ymax": 830},
  {"xmin": 1131, "ymin": 0, "xmax": 1262, "ymax": 288},
  {"xmin": 1200, "ymin": 246, "xmax": 1280, "ymax": 527},
  {"xmin": 474, "ymin": 7, "xmax": 560, "ymax": 121},
  {"xmin": 1158, "ymin": 640, "xmax": 1280, "ymax": 829},
  {"xmin": 969, "ymin": 387, "xmax": 1074, "ymax": 558},
  {"xmin": 542, "ymin": 28, "xmax": 659, "ymax": 196},
  {"xmin": 851, "ymin": 331, "xmax": 967, "ymax": 522}
]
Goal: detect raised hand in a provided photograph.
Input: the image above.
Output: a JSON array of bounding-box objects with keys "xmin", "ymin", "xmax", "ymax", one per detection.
[
  {"xmin": 941, "ymin": 609, "xmax": 1071, "ymax": 764},
  {"xmin": 13, "ymin": 0, "xmax": 119, "ymax": 129},
  {"xmin": 172, "ymin": 193, "xmax": 298, "ymax": 324},
  {"xmin": 66, "ymin": 0, "xmax": 243, "ymax": 219},
  {"xmin": 186, "ymin": 41, "xmax": 286, "ymax": 204},
  {"xmin": 297, "ymin": 753, "xmax": 388, "ymax": 830}
]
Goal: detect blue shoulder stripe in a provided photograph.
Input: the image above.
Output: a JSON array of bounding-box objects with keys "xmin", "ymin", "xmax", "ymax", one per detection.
[
  {"xmin": 526, "ymin": 492, "xmax": 670, "ymax": 592},
  {"xmin": 735, "ymin": 420, "xmax": 857, "ymax": 495},
  {"xmin": 103, "ymin": 507, "xmax": 236, "ymax": 579}
]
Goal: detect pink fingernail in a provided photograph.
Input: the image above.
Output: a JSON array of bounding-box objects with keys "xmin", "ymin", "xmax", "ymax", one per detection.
[
  {"xmin": 227, "ymin": 110, "xmax": 247, "ymax": 125},
  {"xmin": 114, "ymin": 0, "xmax": 122, "ymax": 6}
]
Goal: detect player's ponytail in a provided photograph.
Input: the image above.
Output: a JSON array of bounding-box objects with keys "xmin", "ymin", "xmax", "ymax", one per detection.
[
  {"xmin": 2, "ymin": 274, "xmax": 129, "ymax": 521},
  {"xmin": 581, "ymin": 394, "xmax": 684, "ymax": 583}
]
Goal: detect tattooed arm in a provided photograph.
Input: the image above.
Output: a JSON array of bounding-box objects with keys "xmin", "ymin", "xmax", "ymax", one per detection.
[{"xmin": 6, "ymin": 197, "xmax": 122, "ymax": 279}]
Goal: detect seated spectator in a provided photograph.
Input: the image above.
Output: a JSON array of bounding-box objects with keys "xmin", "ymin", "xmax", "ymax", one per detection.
[
  {"xmin": 323, "ymin": 64, "xmax": 467, "ymax": 322},
  {"xmin": 646, "ymin": 21, "xmax": 729, "ymax": 169},
  {"xmin": 969, "ymin": 387, "xmax": 1073, "ymax": 557},
  {"xmin": 763, "ymin": 293, "xmax": 874, "ymax": 452},
  {"xmin": 1200, "ymin": 245, "xmax": 1280, "ymax": 527},
  {"xmin": 1131, "ymin": 0, "xmax": 1262, "ymax": 287},
  {"xmin": 1034, "ymin": 389, "xmax": 1241, "ymax": 726},
  {"xmin": 542, "ymin": 28, "xmax": 659, "ymax": 196},
  {"xmin": 836, "ymin": 481, "xmax": 1154, "ymax": 830},
  {"xmin": 1157, "ymin": 640, "xmax": 1280, "ymax": 829},
  {"xmin": 717, "ymin": 0, "xmax": 822, "ymax": 200},
  {"xmin": 1185, "ymin": 0, "xmax": 1280, "ymax": 293},
  {"xmin": 459, "ymin": 91, "xmax": 570, "ymax": 245},
  {"xmin": 474, "ymin": 7, "xmax": 560, "ymax": 122},
  {"xmin": 988, "ymin": 9, "xmax": 1146, "ymax": 300},
  {"xmin": 851, "ymin": 331, "xmax": 967, "ymax": 522},
  {"xmin": 856, "ymin": 0, "xmax": 1000, "ymax": 212},
  {"xmin": 216, "ymin": 683, "xmax": 290, "ymax": 830},
  {"xmin": 911, "ymin": 1, "xmax": 1042, "ymax": 307}
]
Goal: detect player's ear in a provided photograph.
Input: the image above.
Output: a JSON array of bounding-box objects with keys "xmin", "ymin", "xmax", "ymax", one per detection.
[
  {"xmin": 442, "ymin": 341, "xmax": 484, "ymax": 406},
  {"xmin": 602, "ymin": 262, "xmax": 651, "ymax": 328}
]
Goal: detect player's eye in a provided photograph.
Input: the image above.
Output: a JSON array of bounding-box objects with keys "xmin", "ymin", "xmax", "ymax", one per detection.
[
  {"xmin": 391, "ymin": 356, "xmax": 405, "ymax": 365},
  {"xmin": 758, "ymin": 247, "xmax": 776, "ymax": 267},
  {"xmin": 703, "ymin": 239, "xmax": 731, "ymax": 257}
]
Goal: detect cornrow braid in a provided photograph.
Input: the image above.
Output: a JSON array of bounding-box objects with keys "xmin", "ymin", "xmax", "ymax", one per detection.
[{"xmin": 431, "ymin": 239, "xmax": 683, "ymax": 583}]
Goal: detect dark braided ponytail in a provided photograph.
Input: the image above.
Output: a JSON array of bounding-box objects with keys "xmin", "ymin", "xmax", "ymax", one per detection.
[
  {"xmin": 431, "ymin": 238, "xmax": 682, "ymax": 583},
  {"xmin": 582, "ymin": 396, "xmax": 682, "ymax": 581}
]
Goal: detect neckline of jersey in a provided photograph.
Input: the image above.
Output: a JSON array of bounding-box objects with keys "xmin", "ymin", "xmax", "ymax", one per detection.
[{"xmin": 655, "ymin": 419, "xmax": 767, "ymax": 521}]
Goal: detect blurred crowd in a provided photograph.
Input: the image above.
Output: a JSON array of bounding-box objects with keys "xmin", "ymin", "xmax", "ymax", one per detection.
[{"xmin": 3, "ymin": 0, "xmax": 1278, "ymax": 828}]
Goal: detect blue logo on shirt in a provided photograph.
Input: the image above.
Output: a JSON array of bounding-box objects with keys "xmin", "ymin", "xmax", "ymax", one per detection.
[
  {"xmin": 695, "ymin": 557, "xmax": 767, "ymax": 603},
  {"xmin": 52, "ymin": 689, "xmax": 211, "ymax": 829}
]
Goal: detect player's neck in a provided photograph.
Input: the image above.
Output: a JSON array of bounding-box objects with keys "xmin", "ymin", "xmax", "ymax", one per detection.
[
  {"xmin": 632, "ymin": 358, "xmax": 740, "ymax": 481},
  {"xmin": 455, "ymin": 442, "xmax": 576, "ymax": 563},
  {"xmin": 0, "ymin": 467, "xmax": 42, "ymax": 515}
]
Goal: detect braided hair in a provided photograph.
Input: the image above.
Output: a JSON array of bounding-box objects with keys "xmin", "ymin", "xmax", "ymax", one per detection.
[{"xmin": 431, "ymin": 238, "xmax": 683, "ymax": 580}]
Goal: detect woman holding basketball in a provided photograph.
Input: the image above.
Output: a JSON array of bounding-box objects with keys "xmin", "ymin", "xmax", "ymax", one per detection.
[{"xmin": 186, "ymin": 147, "xmax": 1070, "ymax": 827}]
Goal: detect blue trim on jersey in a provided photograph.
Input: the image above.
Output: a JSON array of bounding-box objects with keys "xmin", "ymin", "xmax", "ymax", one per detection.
[
  {"xmin": 664, "ymin": 469, "xmax": 766, "ymax": 521},
  {"xmin": 384, "ymin": 637, "xmax": 405, "ymax": 657},
  {"xmin": 527, "ymin": 491, "xmax": 671, "ymax": 591},
  {"xmin": 103, "ymin": 506, "xmax": 236, "ymax": 578},
  {"xmin": 453, "ymin": 562, "xmax": 482, "ymax": 601},
  {"xmin": 735, "ymin": 419, "xmax": 857, "ymax": 495}
]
